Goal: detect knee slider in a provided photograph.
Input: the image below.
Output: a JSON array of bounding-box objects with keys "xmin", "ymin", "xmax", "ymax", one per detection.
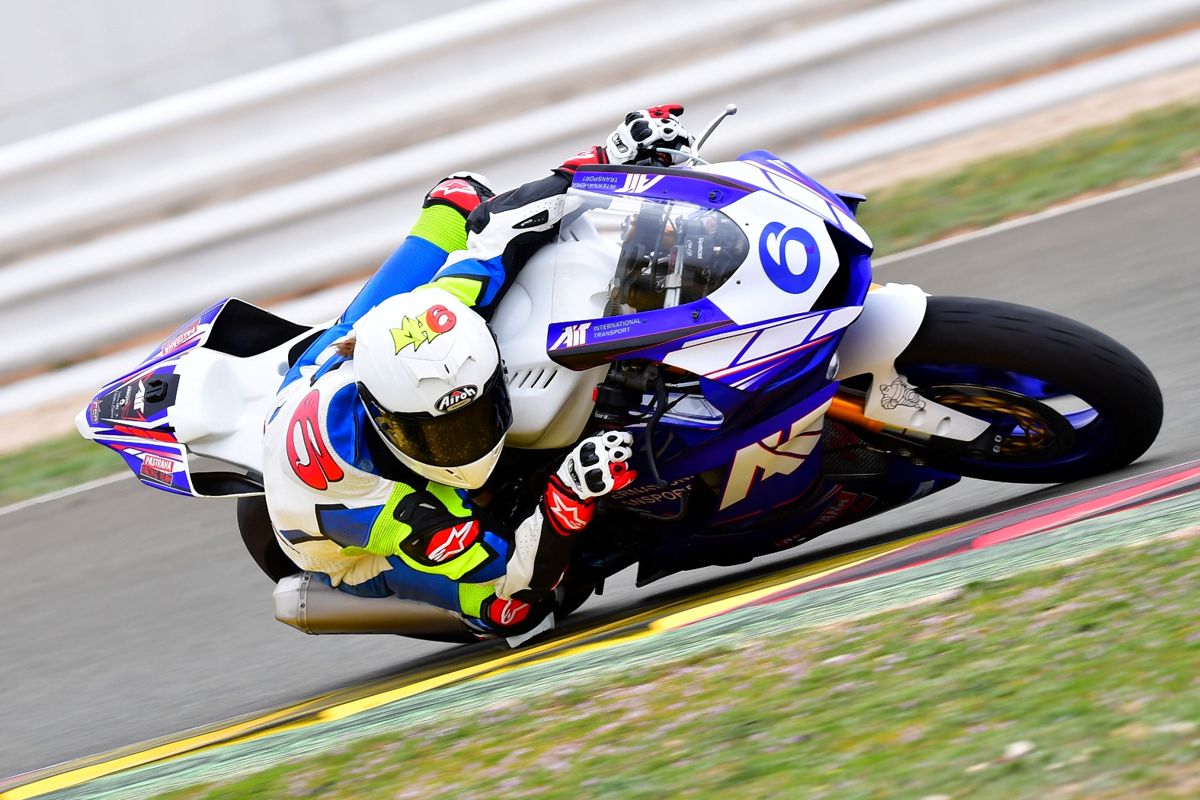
[{"xmin": 480, "ymin": 590, "xmax": 553, "ymax": 636}]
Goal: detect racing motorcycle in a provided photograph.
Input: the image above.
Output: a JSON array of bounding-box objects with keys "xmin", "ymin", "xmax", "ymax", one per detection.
[{"xmin": 76, "ymin": 107, "xmax": 1162, "ymax": 642}]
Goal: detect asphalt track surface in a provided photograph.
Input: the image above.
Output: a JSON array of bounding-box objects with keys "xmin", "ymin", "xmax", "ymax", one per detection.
[
  {"xmin": 3, "ymin": 171, "xmax": 1198, "ymax": 780},
  {"xmin": 8, "ymin": 464, "xmax": 1199, "ymax": 800}
]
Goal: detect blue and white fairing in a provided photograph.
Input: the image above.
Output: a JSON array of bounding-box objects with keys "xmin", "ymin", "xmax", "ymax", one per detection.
[
  {"xmin": 548, "ymin": 152, "xmax": 873, "ymax": 366},
  {"xmin": 544, "ymin": 153, "xmax": 882, "ymax": 524},
  {"xmin": 73, "ymin": 302, "xmax": 222, "ymax": 496},
  {"xmin": 75, "ymin": 298, "xmax": 317, "ymax": 497}
]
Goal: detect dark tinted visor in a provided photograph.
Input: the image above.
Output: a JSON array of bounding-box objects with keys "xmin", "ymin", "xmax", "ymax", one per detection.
[{"xmin": 359, "ymin": 367, "xmax": 512, "ymax": 468}]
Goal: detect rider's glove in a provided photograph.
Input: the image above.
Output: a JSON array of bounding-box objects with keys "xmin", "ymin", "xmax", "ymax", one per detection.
[
  {"xmin": 558, "ymin": 431, "xmax": 637, "ymax": 499},
  {"xmin": 541, "ymin": 431, "xmax": 637, "ymax": 535},
  {"xmin": 604, "ymin": 104, "xmax": 694, "ymax": 166},
  {"xmin": 556, "ymin": 104, "xmax": 693, "ymax": 176},
  {"xmin": 422, "ymin": 171, "xmax": 494, "ymax": 215}
]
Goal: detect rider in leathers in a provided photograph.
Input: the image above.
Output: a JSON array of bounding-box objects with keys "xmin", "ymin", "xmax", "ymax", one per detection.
[{"xmin": 262, "ymin": 106, "xmax": 694, "ymax": 638}]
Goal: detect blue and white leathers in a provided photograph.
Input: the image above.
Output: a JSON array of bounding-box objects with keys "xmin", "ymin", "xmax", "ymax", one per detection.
[{"xmin": 261, "ymin": 173, "xmax": 585, "ymax": 635}]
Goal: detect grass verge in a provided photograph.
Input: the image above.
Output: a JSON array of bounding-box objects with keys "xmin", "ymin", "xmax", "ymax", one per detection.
[
  {"xmin": 5, "ymin": 98, "xmax": 1200, "ymax": 506},
  {"xmin": 155, "ymin": 527, "xmax": 1200, "ymax": 799},
  {"xmin": 0, "ymin": 430, "xmax": 123, "ymax": 508},
  {"xmin": 859, "ymin": 99, "xmax": 1200, "ymax": 255}
]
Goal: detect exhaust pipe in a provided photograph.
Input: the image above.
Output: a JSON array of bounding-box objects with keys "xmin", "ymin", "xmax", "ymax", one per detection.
[{"xmin": 274, "ymin": 572, "xmax": 476, "ymax": 643}]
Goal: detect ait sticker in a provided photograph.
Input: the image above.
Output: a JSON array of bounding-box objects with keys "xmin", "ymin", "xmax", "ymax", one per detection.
[
  {"xmin": 391, "ymin": 305, "xmax": 457, "ymax": 353},
  {"xmin": 436, "ymin": 384, "xmax": 478, "ymax": 413}
]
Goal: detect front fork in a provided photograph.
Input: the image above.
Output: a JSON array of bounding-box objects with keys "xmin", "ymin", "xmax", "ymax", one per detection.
[{"xmin": 833, "ymin": 283, "xmax": 992, "ymax": 444}]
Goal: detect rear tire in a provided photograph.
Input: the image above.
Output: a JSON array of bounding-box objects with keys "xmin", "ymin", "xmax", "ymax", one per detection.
[
  {"xmin": 894, "ymin": 297, "xmax": 1162, "ymax": 483},
  {"xmin": 237, "ymin": 496, "xmax": 301, "ymax": 582}
]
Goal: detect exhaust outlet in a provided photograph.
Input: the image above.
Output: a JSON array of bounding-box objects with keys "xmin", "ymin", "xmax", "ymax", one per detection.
[{"xmin": 274, "ymin": 572, "xmax": 475, "ymax": 642}]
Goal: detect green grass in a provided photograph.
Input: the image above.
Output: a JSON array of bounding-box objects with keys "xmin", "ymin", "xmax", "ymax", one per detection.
[
  {"xmin": 155, "ymin": 529, "xmax": 1200, "ymax": 799},
  {"xmin": 5, "ymin": 98, "xmax": 1200, "ymax": 506},
  {"xmin": 860, "ymin": 99, "xmax": 1200, "ymax": 255},
  {"xmin": 0, "ymin": 430, "xmax": 123, "ymax": 507}
]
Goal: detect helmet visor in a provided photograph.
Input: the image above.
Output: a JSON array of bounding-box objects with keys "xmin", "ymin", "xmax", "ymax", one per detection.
[{"xmin": 360, "ymin": 367, "xmax": 512, "ymax": 468}]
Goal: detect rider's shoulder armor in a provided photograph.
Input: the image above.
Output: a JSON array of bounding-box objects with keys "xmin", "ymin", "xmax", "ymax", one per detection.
[{"xmin": 263, "ymin": 357, "xmax": 395, "ymax": 509}]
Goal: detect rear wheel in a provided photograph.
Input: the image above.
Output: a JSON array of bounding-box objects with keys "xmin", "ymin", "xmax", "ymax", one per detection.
[
  {"xmin": 237, "ymin": 496, "xmax": 301, "ymax": 582},
  {"xmin": 892, "ymin": 297, "xmax": 1162, "ymax": 483}
]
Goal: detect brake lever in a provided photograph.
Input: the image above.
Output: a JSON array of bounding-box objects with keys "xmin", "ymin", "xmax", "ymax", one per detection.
[
  {"xmin": 655, "ymin": 147, "xmax": 707, "ymax": 166},
  {"xmin": 647, "ymin": 104, "xmax": 737, "ymax": 167}
]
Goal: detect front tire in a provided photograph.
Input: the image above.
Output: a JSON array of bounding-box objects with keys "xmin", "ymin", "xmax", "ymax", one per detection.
[{"xmin": 893, "ymin": 296, "xmax": 1162, "ymax": 483}]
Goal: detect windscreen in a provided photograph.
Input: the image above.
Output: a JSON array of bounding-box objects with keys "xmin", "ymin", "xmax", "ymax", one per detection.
[{"xmin": 557, "ymin": 188, "xmax": 749, "ymax": 318}]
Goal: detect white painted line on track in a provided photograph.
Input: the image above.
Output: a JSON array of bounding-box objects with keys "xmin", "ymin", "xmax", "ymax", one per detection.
[
  {"xmin": 7, "ymin": 165, "xmax": 1198, "ymax": 516},
  {"xmin": 0, "ymin": 472, "xmax": 128, "ymax": 518},
  {"xmin": 875, "ymin": 164, "xmax": 1200, "ymax": 266}
]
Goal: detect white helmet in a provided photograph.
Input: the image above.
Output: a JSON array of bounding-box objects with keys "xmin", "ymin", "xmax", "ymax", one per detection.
[{"xmin": 352, "ymin": 287, "xmax": 511, "ymax": 489}]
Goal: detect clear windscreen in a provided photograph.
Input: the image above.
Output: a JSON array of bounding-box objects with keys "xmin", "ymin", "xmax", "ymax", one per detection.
[{"xmin": 558, "ymin": 188, "xmax": 749, "ymax": 319}]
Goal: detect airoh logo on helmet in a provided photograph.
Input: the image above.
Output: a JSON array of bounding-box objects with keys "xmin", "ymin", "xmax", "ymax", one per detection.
[
  {"xmin": 435, "ymin": 384, "xmax": 479, "ymax": 413},
  {"xmin": 390, "ymin": 304, "xmax": 457, "ymax": 353}
]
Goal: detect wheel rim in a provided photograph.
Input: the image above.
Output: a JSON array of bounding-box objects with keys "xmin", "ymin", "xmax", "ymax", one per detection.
[
  {"xmin": 898, "ymin": 364, "xmax": 1119, "ymax": 471},
  {"xmin": 925, "ymin": 385, "xmax": 1076, "ymax": 460}
]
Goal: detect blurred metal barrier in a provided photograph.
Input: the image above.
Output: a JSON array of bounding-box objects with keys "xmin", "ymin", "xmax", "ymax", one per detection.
[
  {"xmin": 0, "ymin": 0, "xmax": 601, "ymax": 252},
  {"xmin": 0, "ymin": 0, "xmax": 1002, "ymax": 314},
  {"xmin": 1, "ymin": 0, "xmax": 1199, "ymax": 399},
  {"xmin": 0, "ymin": 0, "xmax": 825, "ymax": 260}
]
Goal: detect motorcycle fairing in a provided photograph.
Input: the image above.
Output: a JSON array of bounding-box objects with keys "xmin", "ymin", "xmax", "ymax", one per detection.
[
  {"xmin": 557, "ymin": 160, "xmax": 891, "ymax": 525},
  {"xmin": 608, "ymin": 476, "xmax": 694, "ymax": 519},
  {"xmin": 105, "ymin": 438, "xmax": 194, "ymax": 497},
  {"xmin": 610, "ymin": 382, "xmax": 837, "ymax": 518},
  {"xmin": 640, "ymin": 306, "xmax": 861, "ymax": 393},
  {"xmin": 835, "ymin": 283, "xmax": 991, "ymax": 441},
  {"xmin": 710, "ymin": 384, "xmax": 836, "ymax": 517},
  {"xmin": 74, "ymin": 300, "xmax": 224, "ymax": 497},
  {"xmin": 569, "ymin": 164, "xmax": 755, "ymax": 210},
  {"xmin": 704, "ymin": 189, "xmax": 848, "ymax": 326},
  {"xmin": 87, "ymin": 363, "xmax": 179, "ymax": 435},
  {"xmin": 548, "ymin": 303, "xmax": 861, "ymax": 396},
  {"xmin": 86, "ymin": 300, "xmax": 226, "ymax": 430},
  {"xmin": 608, "ymin": 415, "xmax": 961, "ymax": 587},
  {"xmin": 547, "ymin": 166, "xmax": 863, "ymax": 380},
  {"xmin": 76, "ymin": 298, "xmax": 319, "ymax": 497},
  {"xmin": 545, "ymin": 298, "xmax": 731, "ymax": 370},
  {"xmin": 625, "ymin": 457, "xmax": 959, "ymax": 584},
  {"xmin": 726, "ymin": 150, "xmax": 873, "ymax": 251}
]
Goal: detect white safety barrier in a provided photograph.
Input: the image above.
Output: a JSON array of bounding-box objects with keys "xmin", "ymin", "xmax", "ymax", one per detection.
[
  {"xmin": 0, "ymin": 0, "xmax": 829, "ymax": 259},
  {"xmin": 1, "ymin": 0, "xmax": 1199, "ymax": 404},
  {"xmin": 0, "ymin": 0, "xmax": 1012, "ymax": 312},
  {"xmin": 0, "ymin": 0, "xmax": 598, "ymax": 193},
  {"xmin": 788, "ymin": 27, "xmax": 1200, "ymax": 174}
]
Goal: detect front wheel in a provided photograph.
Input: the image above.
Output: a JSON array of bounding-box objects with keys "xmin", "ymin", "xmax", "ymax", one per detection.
[{"xmin": 891, "ymin": 297, "xmax": 1162, "ymax": 483}]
